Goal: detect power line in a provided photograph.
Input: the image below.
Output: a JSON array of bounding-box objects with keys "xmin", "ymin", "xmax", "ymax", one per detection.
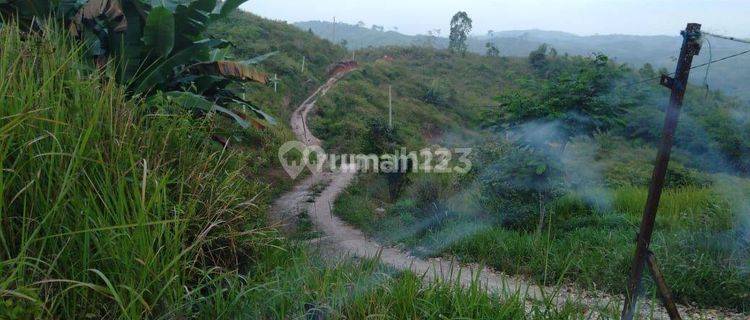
[
  {"xmin": 691, "ymin": 48, "xmax": 750, "ymax": 69},
  {"xmin": 616, "ymin": 48, "xmax": 750, "ymax": 89},
  {"xmin": 703, "ymin": 31, "xmax": 750, "ymax": 45}
]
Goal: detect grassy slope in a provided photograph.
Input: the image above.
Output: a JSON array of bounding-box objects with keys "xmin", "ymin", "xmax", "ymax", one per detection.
[
  {"xmin": 0, "ymin": 19, "xmax": 590, "ymax": 319},
  {"xmin": 318, "ymin": 46, "xmax": 750, "ymax": 311},
  {"xmin": 209, "ymin": 10, "xmax": 348, "ymax": 122},
  {"xmin": 311, "ymin": 46, "xmax": 529, "ymax": 152}
]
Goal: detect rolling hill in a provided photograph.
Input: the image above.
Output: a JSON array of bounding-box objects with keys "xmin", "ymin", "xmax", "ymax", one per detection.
[{"xmin": 295, "ymin": 20, "xmax": 750, "ymax": 101}]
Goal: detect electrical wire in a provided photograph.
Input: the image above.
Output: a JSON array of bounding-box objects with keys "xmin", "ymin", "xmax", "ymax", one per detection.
[
  {"xmin": 616, "ymin": 48, "xmax": 750, "ymax": 89},
  {"xmin": 703, "ymin": 37, "xmax": 712, "ymax": 96},
  {"xmin": 703, "ymin": 31, "xmax": 750, "ymax": 45},
  {"xmin": 691, "ymin": 49, "xmax": 750, "ymax": 69}
]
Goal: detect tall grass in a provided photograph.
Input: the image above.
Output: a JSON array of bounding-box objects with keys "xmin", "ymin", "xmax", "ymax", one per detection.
[
  {"xmin": 337, "ymin": 171, "xmax": 749, "ymax": 311},
  {"xmin": 609, "ymin": 186, "xmax": 732, "ymax": 230},
  {"xmin": 234, "ymin": 246, "xmax": 590, "ymax": 319},
  {"xmin": 0, "ymin": 22, "xmax": 277, "ymax": 318},
  {"xmin": 447, "ymin": 185, "xmax": 749, "ymax": 311}
]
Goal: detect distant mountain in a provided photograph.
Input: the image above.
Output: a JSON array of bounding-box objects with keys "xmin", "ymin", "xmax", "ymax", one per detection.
[{"xmin": 294, "ymin": 21, "xmax": 750, "ymax": 101}]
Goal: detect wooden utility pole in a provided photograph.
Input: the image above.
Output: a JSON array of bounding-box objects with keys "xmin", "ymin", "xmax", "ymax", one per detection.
[{"xmin": 621, "ymin": 23, "xmax": 702, "ymax": 320}]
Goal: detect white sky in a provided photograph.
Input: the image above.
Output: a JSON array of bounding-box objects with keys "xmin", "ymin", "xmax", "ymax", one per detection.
[{"xmin": 241, "ymin": 0, "xmax": 749, "ymax": 37}]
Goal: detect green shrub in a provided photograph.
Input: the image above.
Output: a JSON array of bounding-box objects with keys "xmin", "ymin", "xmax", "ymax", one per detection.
[{"xmin": 475, "ymin": 142, "xmax": 564, "ymax": 230}]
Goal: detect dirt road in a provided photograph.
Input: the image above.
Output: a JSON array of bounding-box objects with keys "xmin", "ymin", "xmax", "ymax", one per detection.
[{"xmin": 270, "ymin": 68, "xmax": 743, "ymax": 320}]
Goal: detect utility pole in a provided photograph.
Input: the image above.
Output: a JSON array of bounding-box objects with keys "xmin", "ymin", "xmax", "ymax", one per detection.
[
  {"xmin": 301, "ymin": 56, "xmax": 306, "ymax": 73},
  {"xmin": 332, "ymin": 16, "xmax": 336, "ymax": 44},
  {"xmin": 621, "ymin": 23, "xmax": 702, "ymax": 320},
  {"xmin": 388, "ymin": 85, "xmax": 393, "ymax": 129}
]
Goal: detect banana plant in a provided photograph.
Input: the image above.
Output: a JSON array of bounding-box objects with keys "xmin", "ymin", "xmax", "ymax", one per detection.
[{"xmin": 1, "ymin": 0, "xmax": 277, "ymax": 129}]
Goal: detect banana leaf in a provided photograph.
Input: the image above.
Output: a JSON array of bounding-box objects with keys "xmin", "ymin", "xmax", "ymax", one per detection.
[
  {"xmin": 173, "ymin": 0, "xmax": 213, "ymax": 49},
  {"xmin": 69, "ymin": 0, "xmax": 127, "ymax": 36},
  {"xmin": 111, "ymin": 0, "xmax": 144, "ymax": 82},
  {"xmin": 171, "ymin": 74, "xmax": 228, "ymax": 94},
  {"xmin": 7, "ymin": 0, "xmax": 50, "ymax": 18},
  {"xmin": 186, "ymin": 60, "xmax": 268, "ymax": 84},
  {"xmin": 210, "ymin": 0, "xmax": 246, "ymax": 21},
  {"xmin": 57, "ymin": 0, "xmax": 88, "ymax": 18},
  {"xmin": 142, "ymin": 5, "xmax": 174, "ymax": 57},
  {"xmin": 164, "ymin": 91, "xmax": 251, "ymax": 129},
  {"xmin": 132, "ymin": 43, "xmax": 206, "ymax": 93},
  {"xmin": 229, "ymin": 99, "xmax": 277, "ymax": 125}
]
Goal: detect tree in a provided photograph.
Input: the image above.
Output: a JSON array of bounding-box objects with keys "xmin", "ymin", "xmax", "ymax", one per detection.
[
  {"xmin": 492, "ymin": 53, "xmax": 627, "ymax": 140},
  {"xmin": 372, "ymin": 25, "xmax": 384, "ymax": 32},
  {"xmin": 476, "ymin": 141, "xmax": 563, "ymax": 230},
  {"xmin": 357, "ymin": 21, "xmax": 366, "ymax": 28},
  {"xmin": 639, "ymin": 63, "xmax": 656, "ymax": 78},
  {"xmin": 425, "ymin": 29, "xmax": 441, "ymax": 48},
  {"xmin": 528, "ymin": 44, "xmax": 550, "ymax": 73},
  {"xmin": 422, "ymin": 78, "xmax": 456, "ymax": 108},
  {"xmin": 362, "ymin": 119, "xmax": 408, "ymax": 200},
  {"xmin": 449, "ymin": 11, "xmax": 472, "ymax": 55},
  {"xmin": 486, "ymin": 42, "xmax": 500, "ymax": 57}
]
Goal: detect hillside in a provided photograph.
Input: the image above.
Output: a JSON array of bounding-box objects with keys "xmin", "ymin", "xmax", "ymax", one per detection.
[
  {"xmin": 0, "ymin": 5, "xmax": 591, "ymax": 320},
  {"xmin": 296, "ymin": 21, "xmax": 750, "ymax": 101},
  {"xmin": 311, "ymin": 45, "xmax": 750, "ymax": 312},
  {"xmin": 209, "ymin": 12, "xmax": 348, "ymax": 122},
  {"xmin": 2, "ymin": 2, "xmax": 749, "ymax": 318}
]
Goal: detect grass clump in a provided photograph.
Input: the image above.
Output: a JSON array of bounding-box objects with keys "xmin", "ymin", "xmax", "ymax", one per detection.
[
  {"xmin": 237, "ymin": 245, "xmax": 589, "ymax": 320},
  {"xmin": 0, "ymin": 22, "xmax": 282, "ymax": 318}
]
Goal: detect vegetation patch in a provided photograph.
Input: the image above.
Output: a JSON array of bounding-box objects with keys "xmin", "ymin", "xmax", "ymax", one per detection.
[{"xmin": 326, "ymin": 43, "xmax": 750, "ymax": 311}]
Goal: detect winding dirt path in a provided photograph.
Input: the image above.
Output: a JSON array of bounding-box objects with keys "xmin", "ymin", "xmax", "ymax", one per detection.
[{"xmin": 270, "ymin": 68, "xmax": 743, "ymax": 320}]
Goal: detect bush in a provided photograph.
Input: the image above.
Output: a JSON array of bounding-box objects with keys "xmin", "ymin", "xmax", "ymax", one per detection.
[
  {"xmin": 422, "ymin": 78, "xmax": 458, "ymax": 108},
  {"xmin": 475, "ymin": 142, "xmax": 564, "ymax": 230}
]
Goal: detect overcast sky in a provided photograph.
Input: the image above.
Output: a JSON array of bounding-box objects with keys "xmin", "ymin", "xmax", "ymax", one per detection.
[{"xmin": 241, "ymin": 0, "xmax": 749, "ymax": 37}]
